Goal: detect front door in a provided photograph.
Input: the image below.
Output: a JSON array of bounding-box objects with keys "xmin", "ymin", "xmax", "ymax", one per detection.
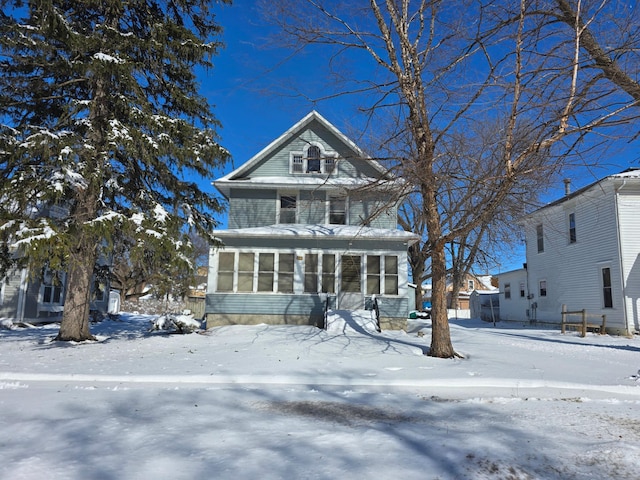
[{"xmin": 338, "ymin": 255, "xmax": 364, "ymax": 310}]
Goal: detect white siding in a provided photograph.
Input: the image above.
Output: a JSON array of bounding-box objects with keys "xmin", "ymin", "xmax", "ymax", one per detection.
[
  {"xmin": 615, "ymin": 184, "xmax": 640, "ymax": 333},
  {"xmin": 523, "ymin": 182, "xmax": 625, "ymax": 330},
  {"xmin": 498, "ymin": 269, "xmax": 530, "ymax": 322}
]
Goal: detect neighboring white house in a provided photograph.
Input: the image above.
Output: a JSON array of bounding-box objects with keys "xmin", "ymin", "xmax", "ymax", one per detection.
[
  {"xmin": 205, "ymin": 111, "xmax": 419, "ymax": 330},
  {"xmin": 499, "ymin": 169, "xmax": 640, "ymax": 335}
]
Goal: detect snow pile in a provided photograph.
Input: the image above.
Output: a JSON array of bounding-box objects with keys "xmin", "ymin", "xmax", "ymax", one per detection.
[
  {"xmin": 325, "ymin": 309, "xmax": 379, "ymax": 333},
  {"xmin": 149, "ymin": 313, "xmax": 201, "ymax": 333},
  {"xmin": 0, "ymin": 318, "xmax": 15, "ymax": 330}
]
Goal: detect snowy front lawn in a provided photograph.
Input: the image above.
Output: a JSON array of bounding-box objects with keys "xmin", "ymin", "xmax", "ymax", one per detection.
[{"xmin": 1, "ymin": 314, "xmax": 639, "ymax": 479}]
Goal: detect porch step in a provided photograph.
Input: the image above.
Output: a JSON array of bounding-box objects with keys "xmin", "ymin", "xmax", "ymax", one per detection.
[{"xmin": 325, "ymin": 309, "xmax": 379, "ymax": 334}]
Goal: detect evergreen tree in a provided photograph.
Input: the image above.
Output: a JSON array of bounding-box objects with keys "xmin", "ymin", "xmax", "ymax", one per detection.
[{"xmin": 0, "ymin": 0, "xmax": 231, "ymax": 341}]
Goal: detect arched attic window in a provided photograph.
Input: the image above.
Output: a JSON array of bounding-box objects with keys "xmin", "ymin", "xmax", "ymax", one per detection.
[
  {"xmin": 306, "ymin": 145, "xmax": 321, "ymax": 172},
  {"xmin": 290, "ymin": 143, "xmax": 337, "ymax": 174}
]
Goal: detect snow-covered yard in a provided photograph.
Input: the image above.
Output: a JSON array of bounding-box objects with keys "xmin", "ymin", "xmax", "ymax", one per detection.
[{"xmin": 1, "ymin": 313, "xmax": 639, "ymax": 480}]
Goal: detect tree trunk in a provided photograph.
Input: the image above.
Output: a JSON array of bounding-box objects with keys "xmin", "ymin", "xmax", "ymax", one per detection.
[
  {"xmin": 429, "ymin": 241, "xmax": 456, "ymax": 358},
  {"xmin": 423, "ymin": 187, "xmax": 456, "ymax": 358},
  {"xmin": 56, "ymin": 243, "xmax": 98, "ymax": 341}
]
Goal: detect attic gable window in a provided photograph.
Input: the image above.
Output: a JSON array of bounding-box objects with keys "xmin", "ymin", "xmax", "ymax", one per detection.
[{"xmin": 290, "ymin": 144, "xmax": 338, "ymax": 174}]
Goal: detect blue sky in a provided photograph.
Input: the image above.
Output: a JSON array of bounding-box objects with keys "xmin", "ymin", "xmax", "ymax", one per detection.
[{"xmin": 200, "ymin": 1, "xmax": 639, "ymax": 272}]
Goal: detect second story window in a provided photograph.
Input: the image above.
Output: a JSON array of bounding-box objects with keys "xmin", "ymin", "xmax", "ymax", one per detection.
[
  {"xmin": 536, "ymin": 224, "xmax": 544, "ymax": 253},
  {"xmin": 569, "ymin": 212, "xmax": 576, "ymax": 244},
  {"xmin": 279, "ymin": 195, "xmax": 297, "ymax": 224},
  {"xmin": 329, "ymin": 195, "xmax": 346, "ymax": 224}
]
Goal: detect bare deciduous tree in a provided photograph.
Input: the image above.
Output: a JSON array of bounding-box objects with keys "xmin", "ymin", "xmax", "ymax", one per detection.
[{"xmin": 267, "ymin": 0, "xmax": 639, "ymax": 357}]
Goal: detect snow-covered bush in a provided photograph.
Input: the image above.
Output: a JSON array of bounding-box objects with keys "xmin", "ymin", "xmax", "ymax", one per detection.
[
  {"xmin": 1, "ymin": 319, "xmax": 15, "ymax": 330},
  {"xmin": 149, "ymin": 313, "xmax": 201, "ymax": 334}
]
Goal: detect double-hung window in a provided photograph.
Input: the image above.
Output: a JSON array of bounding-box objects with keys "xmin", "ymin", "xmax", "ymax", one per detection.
[
  {"xmin": 536, "ymin": 225, "xmax": 544, "ymax": 253},
  {"xmin": 322, "ymin": 255, "xmax": 336, "ymax": 293},
  {"xmin": 42, "ymin": 270, "xmax": 64, "ymax": 305},
  {"xmin": 602, "ymin": 267, "xmax": 613, "ymax": 308},
  {"xmin": 329, "ymin": 195, "xmax": 346, "ymax": 224},
  {"xmin": 569, "ymin": 213, "xmax": 576, "ymax": 244},
  {"xmin": 384, "ymin": 256, "xmax": 399, "ymax": 295},
  {"xmin": 279, "ymin": 195, "xmax": 297, "ymax": 224}
]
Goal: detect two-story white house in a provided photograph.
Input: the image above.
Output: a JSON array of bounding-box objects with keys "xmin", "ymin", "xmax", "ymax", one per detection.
[
  {"xmin": 499, "ymin": 168, "xmax": 640, "ymax": 335},
  {"xmin": 205, "ymin": 111, "xmax": 419, "ymax": 330}
]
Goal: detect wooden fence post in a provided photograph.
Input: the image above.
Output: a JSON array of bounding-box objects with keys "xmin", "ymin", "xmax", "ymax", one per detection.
[
  {"xmin": 561, "ymin": 304, "xmax": 567, "ymax": 334},
  {"xmin": 580, "ymin": 309, "xmax": 587, "ymax": 337}
]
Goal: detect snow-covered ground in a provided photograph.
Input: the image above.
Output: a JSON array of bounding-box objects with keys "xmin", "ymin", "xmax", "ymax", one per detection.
[{"xmin": 1, "ymin": 313, "xmax": 639, "ymax": 480}]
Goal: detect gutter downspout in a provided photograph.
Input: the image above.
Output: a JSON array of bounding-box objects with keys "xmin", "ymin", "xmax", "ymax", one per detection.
[{"xmin": 614, "ymin": 180, "xmax": 631, "ymax": 334}]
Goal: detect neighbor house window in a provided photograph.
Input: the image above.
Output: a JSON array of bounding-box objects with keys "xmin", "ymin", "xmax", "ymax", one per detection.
[
  {"xmin": 536, "ymin": 224, "xmax": 544, "ymax": 253},
  {"xmin": 519, "ymin": 282, "xmax": 526, "ymax": 298},
  {"xmin": 384, "ymin": 256, "xmax": 399, "ymax": 295},
  {"xmin": 539, "ymin": 280, "xmax": 547, "ymax": 297},
  {"xmin": 366, "ymin": 255, "xmax": 381, "ymax": 295},
  {"xmin": 329, "ymin": 196, "xmax": 346, "ymax": 224},
  {"xmin": 92, "ymin": 280, "xmax": 106, "ymax": 302},
  {"xmin": 237, "ymin": 253, "xmax": 255, "ymax": 292},
  {"xmin": 341, "ymin": 255, "xmax": 361, "ymax": 292},
  {"xmin": 467, "ymin": 279, "xmax": 475, "ymax": 291},
  {"xmin": 322, "ymin": 255, "xmax": 336, "ymax": 293},
  {"xmin": 217, "ymin": 252, "xmax": 235, "ymax": 292},
  {"xmin": 304, "ymin": 254, "xmax": 319, "ymax": 293},
  {"xmin": 41, "ymin": 270, "xmax": 64, "ymax": 306},
  {"xmin": 569, "ymin": 213, "xmax": 576, "ymax": 244},
  {"xmin": 258, "ymin": 253, "xmax": 275, "ymax": 292},
  {"xmin": 602, "ymin": 267, "xmax": 613, "ymax": 308},
  {"xmin": 504, "ymin": 283, "xmax": 511, "ymax": 299},
  {"xmin": 278, "ymin": 253, "xmax": 295, "ymax": 293},
  {"xmin": 279, "ymin": 195, "xmax": 297, "ymax": 224}
]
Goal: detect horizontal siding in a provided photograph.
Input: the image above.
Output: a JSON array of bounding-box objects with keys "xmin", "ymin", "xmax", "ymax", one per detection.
[
  {"xmin": 206, "ymin": 293, "xmax": 326, "ymax": 317},
  {"xmin": 524, "ymin": 182, "xmax": 625, "ymax": 329},
  {"xmin": 245, "ymin": 119, "xmax": 382, "ymax": 181},
  {"xmin": 228, "ymin": 188, "xmax": 277, "ymax": 228},
  {"xmin": 616, "ymin": 186, "xmax": 640, "ymax": 332},
  {"xmin": 0, "ymin": 270, "xmax": 22, "ymax": 317},
  {"xmin": 299, "ymin": 190, "xmax": 326, "ymax": 224}
]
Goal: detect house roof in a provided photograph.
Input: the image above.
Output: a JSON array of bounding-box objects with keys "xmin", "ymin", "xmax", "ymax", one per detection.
[
  {"xmin": 213, "ymin": 111, "xmax": 391, "ymax": 198},
  {"xmin": 213, "ymin": 224, "xmax": 420, "ymax": 245},
  {"xmin": 525, "ymin": 168, "xmax": 640, "ymax": 218}
]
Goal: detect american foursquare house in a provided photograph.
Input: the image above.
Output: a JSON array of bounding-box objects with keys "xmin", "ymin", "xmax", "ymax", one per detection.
[{"xmin": 205, "ymin": 111, "xmax": 419, "ymax": 330}]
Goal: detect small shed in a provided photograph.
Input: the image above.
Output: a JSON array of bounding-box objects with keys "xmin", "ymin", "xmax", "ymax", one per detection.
[{"xmin": 470, "ymin": 290, "xmax": 500, "ymax": 323}]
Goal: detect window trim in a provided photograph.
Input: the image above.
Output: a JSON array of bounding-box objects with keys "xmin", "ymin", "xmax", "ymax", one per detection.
[
  {"xmin": 277, "ymin": 193, "xmax": 298, "ymax": 224},
  {"xmin": 39, "ymin": 269, "xmax": 66, "ymax": 311},
  {"xmin": 214, "ymin": 249, "xmax": 402, "ymax": 297},
  {"xmin": 504, "ymin": 283, "xmax": 511, "ymax": 300},
  {"xmin": 568, "ymin": 212, "xmax": 576, "ymax": 244},
  {"xmin": 328, "ymin": 194, "xmax": 347, "ymax": 225},
  {"xmin": 536, "ymin": 224, "xmax": 544, "ymax": 253},
  {"xmin": 601, "ymin": 265, "xmax": 613, "ymax": 309},
  {"xmin": 289, "ymin": 143, "xmax": 339, "ymax": 175},
  {"xmin": 539, "ymin": 279, "xmax": 547, "ymax": 297}
]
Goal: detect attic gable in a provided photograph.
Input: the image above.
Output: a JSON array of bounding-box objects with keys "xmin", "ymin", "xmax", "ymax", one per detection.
[{"xmin": 214, "ymin": 112, "xmax": 392, "ymax": 199}]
